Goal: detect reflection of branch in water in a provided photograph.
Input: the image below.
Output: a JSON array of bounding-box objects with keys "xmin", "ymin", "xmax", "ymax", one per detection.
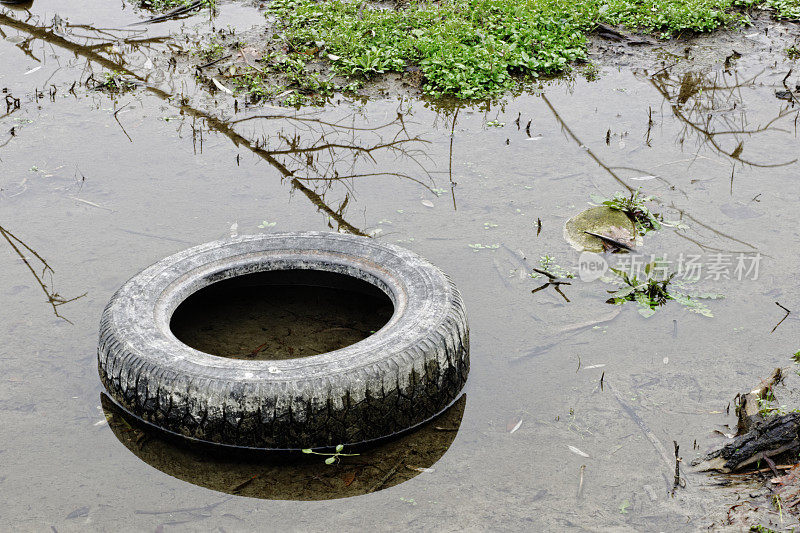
[
  {"xmin": 541, "ymin": 93, "xmax": 633, "ymax": 193},
  {"xmin": 541, "ymin": 93, "xmax": 758, "ymax": 252},
  {"xmin": 648, "ymin": 69, "xmax": 798, "ymax": 169},
  {"xmin": 0, "ymin": 12, "xmax": 434, "ymax": 236},
  {"xmin": 448, "ymin": 106, "xmax": 459, "ymax": 211},
  {"xmin": 0, "ymin": 225, "xmax": 86, "ymax": 323}
]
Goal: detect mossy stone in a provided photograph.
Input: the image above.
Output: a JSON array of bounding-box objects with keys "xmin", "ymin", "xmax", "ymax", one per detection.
[{"xmin": 564, "ymin": 206, "xmax": 636, "ymax": 252}]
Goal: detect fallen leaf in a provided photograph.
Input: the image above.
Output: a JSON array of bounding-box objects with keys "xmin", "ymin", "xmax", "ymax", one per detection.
[
  {"xmin": 341, "ymin": 471, "xmax": 356, "ymax": 486},
  {"xmin": 212, "ymin": 77, "xmax": 233, "ymax": 94},
  {"xmin": 407, "ymin": 466, "xmax": 435, "ymax": 473},
  {"xmin": 506, "ymin": 418, "xmax": 523, "ymax": 434},
  {"xmin": 567, "ymin": 445, "xmax": 590, "ymax": 458},
  {"xmin": 66, "ymin": 506, "xmax": 89, "ymax": 519},
  {"xmin": 421, "ymin": 200, "xmax": 434, "ymax": 208}
]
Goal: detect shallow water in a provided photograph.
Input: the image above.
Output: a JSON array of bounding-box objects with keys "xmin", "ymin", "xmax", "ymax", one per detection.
[
  {"xmin": 2, "ymin": 1, "xmax": 800, "ymax": 531},
  {"xmin": 170, "ymin": 270, "xmax": 394, "ymax": 360}
]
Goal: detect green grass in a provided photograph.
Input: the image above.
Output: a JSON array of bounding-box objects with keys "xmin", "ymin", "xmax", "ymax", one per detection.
[
  {"xmin": 264, "ymin": 0, "xmax": 796, "ymax": 99},
  {"xmin": 769, "ymin": 0, "xmax": 800, "ymax": 18},
  {"xmin": 193, "ymin": 36, "xmax": 225, "ymax": 62}
]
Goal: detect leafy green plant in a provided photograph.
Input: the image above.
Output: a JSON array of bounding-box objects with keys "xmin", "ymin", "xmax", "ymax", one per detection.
[
  {"xmin": 263, "ymin": 0, "xmax": 762, "ymax": 99},
  {"xmin": 532, "ymin": 255, "xmax": 575, "ymax": 279},
  {"xmin": 301, "ymin": 444, "xmax": 359, "ymax": 465},
  {"xmin": 606, "ymin": 261, "xmax": 721, "ymax": 317},
  {"xmin": 769, "ymin": 0, "xmax": 800, "ymax": 19},
  {"xmin": 591, "ymin": 190, "xmax": 663, "ymax": 235},
  {"xmin": 194, "ymin": 37, "xmax": 225, "ymax": 62},
  {"xmin": 750, "ymin": 524, "xmax": 778, "ymax": 533},
  {"xmin": 755, "ymin": 394, "xmax": 790, "ymax": 418},
  {"xmin": 96, "ymin": 70, "xmax": 137, "ymax": 92}
]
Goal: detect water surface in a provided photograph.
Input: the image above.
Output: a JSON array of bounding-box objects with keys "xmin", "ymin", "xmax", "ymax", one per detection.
[{"xmin": 2, "ymin": 2, "xmax": 800, "ymax": 530}]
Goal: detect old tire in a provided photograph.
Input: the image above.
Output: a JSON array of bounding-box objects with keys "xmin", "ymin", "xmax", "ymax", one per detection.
[{"xmin": 98, "ymin": 232, "xmax": 469, "ymax": 450}]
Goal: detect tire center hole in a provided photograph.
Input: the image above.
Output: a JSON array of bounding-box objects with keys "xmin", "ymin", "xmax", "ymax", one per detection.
[{"xmin": 170, "ymin": 269, "xmax": 394, "ymax": 360}]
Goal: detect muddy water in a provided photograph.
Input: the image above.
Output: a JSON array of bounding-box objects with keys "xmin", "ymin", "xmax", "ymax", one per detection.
[
  {"xmin": 2, "ymin": 1, "xmax": 800, "ymax": 531},
  {"xmin": 170, "ymin": 270, "xmax": 394, "ymax": 360}
]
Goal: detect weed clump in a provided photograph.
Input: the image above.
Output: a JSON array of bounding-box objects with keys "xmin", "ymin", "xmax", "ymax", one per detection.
[
  {"xmin": 265, "ymin": 0, "xmax": 762, "ymax": 99},
  {"xmin": 591, "ymin": 190, "xmax": 663, "ymax": 235},
  {"xmin": 606, "ymin": 261, "xmax": 721, "ymax": 317}
]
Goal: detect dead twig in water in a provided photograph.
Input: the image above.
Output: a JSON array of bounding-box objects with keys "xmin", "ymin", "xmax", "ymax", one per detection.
[
  {"xmin": 113, "ymin": 101, "xmax": 133, "ymax": 143},
  {"xmin": 68, "ymin": 196, "xmax": 114, "ymax": 212},
  {"xmin": 609, "ymin": 382, "xmax": 675, "ymax": 489},
  {"xmin": 771, "ymin": 302, "xmax": 791, "ymax": 333},
  {"xmin": 128, "ymin": 0, "xmax": 206, "ymax": 26},
  {"xmin": 134, "ymin": 497, "xmax": 232, "ymax": 516},
  {"xmin": 0, "ymin": 225, "xmax": 86, "ymax": 323},
  {"xmin": 763, "ymin": 455, "xmax": 781, "ymax": 478},
  {"xmin": 367, "ymin": 452, "xmax": 408, "ymax": 493},
  {"xmin": 782, "ymin": 69, "xmax": 800, "ymax": 107},
  {"xmin": 231, "ymin": 475, "xmax": 258, "ymax": 494},
  {"xmin": 577, "ymin": 464, "xmax": 586, "ymax": 499},
  {"xmin": 671, "ymin": 441, "xmax": 683, "ymax": 496},
  {"xmin": 196, "ymin": 53, "xmax": 232, "ymax": 71},
  {"xmin": 530, "ymin": 267, "xmax": 571, "ymax": 302},
  {"xmin": 583, "ymin": 231, "xmax": 635, "ymax": 252}
]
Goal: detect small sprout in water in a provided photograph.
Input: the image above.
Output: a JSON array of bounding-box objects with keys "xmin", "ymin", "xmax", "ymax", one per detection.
[
  {"xmin": 486, "ymin": 120, "xmax": 505, "ymax": 128},
  {"xmin": 619, "ymin": 500, "xmax": 630, "ymax": 514},
  {"xmin": 301, "ymin": 444, "xmax": 359, "ymax": 465},
  {"xmin": 591, "ymin": 189, "xmax": 663, "ymax": 235},
  {"xmin": 258, "ymin": 220, "xmax": 276, "ymax": 228},
  {"xmin": 531, "ymin": 255, "xmax": 574, "ymax": 279},
  {"xmin": 792, "ymin": 351, "xmax": 800, "ymax": 364}
]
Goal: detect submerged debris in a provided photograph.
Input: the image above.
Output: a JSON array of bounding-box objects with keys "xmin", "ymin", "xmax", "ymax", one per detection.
[{"xmin": 694, "ymin": 368, "xmax": 796, "ymax": 473}]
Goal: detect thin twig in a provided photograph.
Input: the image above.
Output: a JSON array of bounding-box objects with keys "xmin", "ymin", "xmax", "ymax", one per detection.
[
  {"xmin": 367, "ymin": 452, "xmax": 409, "ymax": 494},
  {"xmin": 0, "ymin": 225, "xmax": 86, "ymax": 323},
  {"xmin": 577, "ymin": 465, "xmax": 586, "ymax": 499},
  {"xmin": 113, "ymin": 100, "xmax": 133, "ymax": 143},
  {"xmin": 771, "ymin": 302, "xmax": 791, "ymax": 333},
  {"xmin": 782, "ymin": 69, "xmax": 800, "ymax": 107}
]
